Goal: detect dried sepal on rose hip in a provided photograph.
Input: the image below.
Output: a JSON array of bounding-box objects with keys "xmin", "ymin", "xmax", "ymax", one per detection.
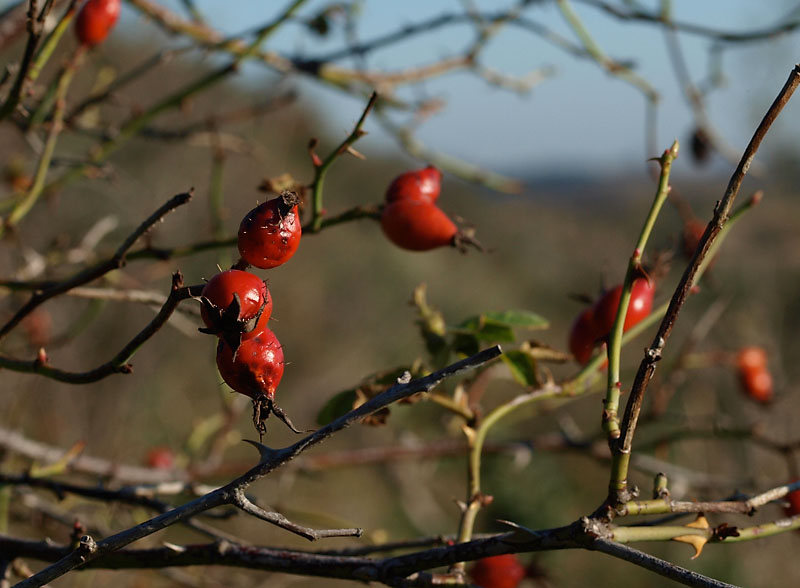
[
  {"xmin": 237, "ymin": 191, "xmax": 302, "ymax": 269},
  {"xmin": 75, "ymin": 0, "xmax": 121, "ymax": 47},
  {"xmin": 198, "ymin": 269, "xmax": 272, "ymax": 352},
  {"xmin": 216, "ymin": 326, "xmax": 302, "ymax": 438}
]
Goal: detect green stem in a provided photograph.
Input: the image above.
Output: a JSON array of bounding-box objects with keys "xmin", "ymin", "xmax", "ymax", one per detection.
[
  {"xmin": 208, "ymin": 141, "xmax": 229, "ymax": 268},
  {"xmin": 611, "ymin": 524, "xmax": 709, "ymax": 544},
  {"xmin": 27, "ymin": 1, "xmax": 78, "ymax": 86},
  {"xmin": 555, "ymin": 0, "xmax": 658, "ymax": 101},
  {"xmin": 309, "ymin": 91, "xmax": 378, "ymax": 232},
  {"xmin": 603, "ymin": 140, "xmax": 679, "ymax": 441},
  {"xmin": 4, "ymin": 47, "xmax": 82, "ymax": 233},
  {"xmin": 456, "ymin": 379, "xmax": 561, "ymax": 546},
  {"xmin": 716, "ymin": 517, "xmax": 800, "ymax": 542}
]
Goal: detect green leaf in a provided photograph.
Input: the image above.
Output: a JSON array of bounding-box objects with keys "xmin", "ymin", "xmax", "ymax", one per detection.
[
  {"xmin": 454, "ymin": 317, "xmax": 515, "ymax": 343},
  {"xmin": 483, "ymin": 310, "xmax": 549, "ymax": 329},
  {"xmin": 316, "ymin": 389, "xmax": 357, "ymax": 426},
  {"xmin": 452, "ymin": 333, "xmax": 480, "ymax": 357},
  {"xmin": 501, "ymin": 350, "xmax": 538, "ymax": 387}
]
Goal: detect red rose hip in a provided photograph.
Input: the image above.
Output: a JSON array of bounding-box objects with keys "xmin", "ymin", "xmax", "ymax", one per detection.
[
  {"xmin": 593, "ymin": 278, "xmax": 655, "ymax": 336},
  {"xmin": 199, "ymin": 270, "xmax": 271, "ymax": 347},
  {"xmin": 568, "ymin": 307, "xmax": 599, "ymax": 365},
  {"xmin": 385, "ymin": 166, "xmax": 442, "ymax": 204},
  {"xmin": 469, "ymin": 554, "xmax": 526, "ymax": 588},
  {"xmin": 216, "ymin": 326, "xmax": 284, "ymax": 400},
  {"xmin": 75, "ymin": 0, "xmax": 121, "ymax": 47},
  {"xmin": 380, "ymin": 200, "xmax": 457, "ymax": 251},
  {"xmin": 238, "ymin": 191, "xmax": 301, "ymax": 269}
]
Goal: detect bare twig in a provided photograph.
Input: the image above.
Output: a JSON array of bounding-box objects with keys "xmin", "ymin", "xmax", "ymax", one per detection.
[
  {"xmin": 0, "ymin": 191, "xmax": 193, "ymax": 341},
  {"xmin": 0, "ymin": 272, "xmax": 200, "ymax": 383},
  {"xmin": 589, "ymin": 538, "xmax": 738, "ymax": 588}
]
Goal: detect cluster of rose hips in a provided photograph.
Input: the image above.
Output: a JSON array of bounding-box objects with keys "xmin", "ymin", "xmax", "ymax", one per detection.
[
  {"xmin": 734, "ymin": 346, "xmax": 773, "ymax": 405},
  {"xmin": 568, "ymin": 277, "xmax": 656, "ymax": 364},
  {"xmin": 198, "ymin": 192, "xmax": 302, "ymax": 438},
  {"xmin": 380, "ymin": 166, "xmax": 480, "ymax": 252},
  {"xmin": 75, "ymin": 0, "xmax": 120, "ymax": 47}
]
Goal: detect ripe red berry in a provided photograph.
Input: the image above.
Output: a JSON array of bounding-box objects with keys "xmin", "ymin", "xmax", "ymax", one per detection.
[
  {"xmin": 785, "ymin": 481, "xmax": 800, "ymax": 518},
  {"xmin": 469, "ymin": 554, "xmax": 526, "ymax": 588},
  {"xmin": 385, "ymin": 166, "xmax": 442, "ymax": 204},
  {"xmin": 740, "ymin": 369, "xmax": 773, "ymax": 404},
  {"xmin": 593, "ymin": 278, "xmax": 655, "ymax": 337},
  {"xmin": 736, "ymin": 347, "xmax": 772, "ymax": 404},
  {"xmin": 75, "ymin": 0, "xmax": 121, "ymax": 47},
  {"xmin": 145, "ymin": 447, "xmax": 175, "ymax": 470},
  {"xmin": 216, "ymin": 326, "xmax": 284, "ymax": 401},
  {"xmin": 736, "ymin": 346, "xmax": 768, "ymax": 374},
  {"xmin": 238, "ymin": 192, "xmax": 301, "ymax": 269},
  {"xmin": 568, "ymin": 307, "xmax": 599, "ymax": 365},
  {"xmin": 199, "ymin": 270, "xmax": 271, "ymax": 347},
  {"xmin": 381, "ymin": 200, "xmax": 458, "ymax": 251}
]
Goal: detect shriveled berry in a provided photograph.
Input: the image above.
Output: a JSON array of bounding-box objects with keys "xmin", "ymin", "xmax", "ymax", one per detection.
[
  {"xmin": 199, "ymin": 270, "xmax": 271, "ymax": 347},
  {"xmin": 469, "ymin": 554, "xmax": 526, "ymax": 588},
  {"xmin": 216, "ymin": 326, "xmax": 284, "ymax": 400},
  {"xmin": 238, "ymin": 191, "xmax": 301, "ymax": 269},
  {"xmin": 385, "ymin": 166, "xmax": 442, "ymax": 204},
  {"xmin": 75, "ymin": 0, "xmax": 121, "ymax": 47},
  {"xmin": 381, "ymin": 200, "xmax": 457, "ymax": 251}
]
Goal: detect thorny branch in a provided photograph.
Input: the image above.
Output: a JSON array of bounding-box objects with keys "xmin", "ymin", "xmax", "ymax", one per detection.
[
  {"xmin": 0, "ymin": 191, "xmax": 194, "ymax": 341},
  {"xmin": 12, "ymin": 346, "xmax": 502, "ymax": 587}
]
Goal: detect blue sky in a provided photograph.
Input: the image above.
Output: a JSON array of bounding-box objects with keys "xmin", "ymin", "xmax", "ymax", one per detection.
[{"xmin": 120, "ymin": 1, "xmax": 800, "ymax": 179}]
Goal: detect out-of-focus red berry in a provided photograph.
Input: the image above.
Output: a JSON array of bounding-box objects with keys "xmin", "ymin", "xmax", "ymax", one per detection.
[
  {"xmin": 469, "ymin": 554, "xmax": 526, "ymax": 588},
  {"xmin": 145, "ymin": 447, "xmax": 175, "ymax": 470},
  {"xmin": 75, "ymin": 0, "xmax": 121, "ymax": 47}
]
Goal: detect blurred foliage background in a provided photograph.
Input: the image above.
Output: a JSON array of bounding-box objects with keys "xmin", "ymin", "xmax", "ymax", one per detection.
[{"xmin": 2, "ymin": 1, "xmax": 800, "ymax": 586}]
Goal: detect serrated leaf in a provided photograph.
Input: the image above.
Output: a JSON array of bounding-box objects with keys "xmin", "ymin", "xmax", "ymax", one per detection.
[
  {"xmin": 501, "ymin": 350, "xmax": 538, "ymax": 387},
  {"xmin": 316, "ymin": 389, "xmax": 358, "ymax": 426},
  {"xmin": 483, "ymin": 310, "xmax": 549, "ymax": 329}
]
